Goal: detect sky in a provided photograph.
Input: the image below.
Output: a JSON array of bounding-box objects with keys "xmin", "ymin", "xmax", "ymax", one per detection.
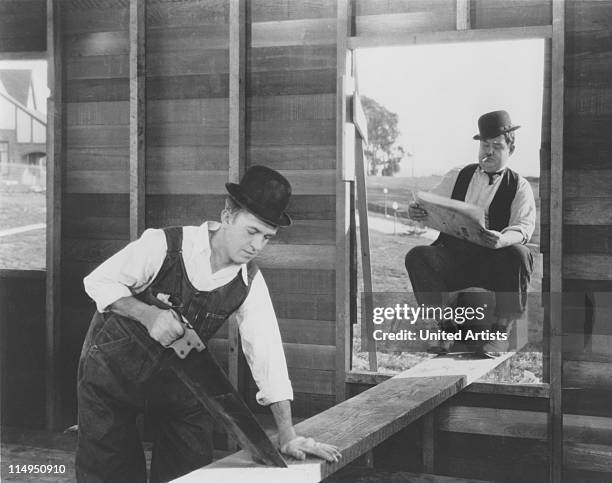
[
  {"xmin": 0, "ymin": 59, "xmax": 49, "ymax": 115},
  {"xmin": 356, "ymin": 39, "xmax": 545, "ymax": 177}
]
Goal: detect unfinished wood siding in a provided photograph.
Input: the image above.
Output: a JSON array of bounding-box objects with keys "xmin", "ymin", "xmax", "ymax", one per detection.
[
  {"xmin": 562, "ymin": 1, "xmax": 612, "ymax": 480},
  {"xmin": 144, "ymin": 0, "xmax": 231, "ymax": 368},
  {"xmin": 0, "ymin": 0, "xmax": 46, "ymax": 52},
  {"xmin": 59, "ymin": 0, "xmax": 131, "ymax": 426},
  {"xmin": 247, "ymin": 0, "xmax": 337, "ymax": 417}
]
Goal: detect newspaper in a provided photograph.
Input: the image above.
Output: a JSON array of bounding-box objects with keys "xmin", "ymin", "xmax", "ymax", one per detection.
[{"xmin": 416, "ymin": 191, "xmax": 489, "ymax": 247}]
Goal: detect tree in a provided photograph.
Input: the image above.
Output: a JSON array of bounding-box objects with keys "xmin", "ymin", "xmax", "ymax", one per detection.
[{"xmin": 360, "ymin": 95, "xmax": 410, "ymax": 176}]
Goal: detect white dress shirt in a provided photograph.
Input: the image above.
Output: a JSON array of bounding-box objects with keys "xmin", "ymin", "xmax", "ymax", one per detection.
[
  {"xmin": 430, "ymin": 165, "xmax": 536, "ymax": 243},
  {"xmin": 83, "ymin": 221, "xmax": 293, "ymax": 406}
]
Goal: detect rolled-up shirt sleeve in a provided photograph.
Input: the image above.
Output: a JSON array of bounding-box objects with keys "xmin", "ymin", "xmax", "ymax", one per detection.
[
  {"xmin": 83, "ymin": 228, "xmax": 167, "ymax": 312},
  {"xmin": 502, "ymin": 177, "xmax": 537, "ymax": 243},
  {"xmin": 235, "ymin": 271, "xmax": 293, "ymax": 406}
]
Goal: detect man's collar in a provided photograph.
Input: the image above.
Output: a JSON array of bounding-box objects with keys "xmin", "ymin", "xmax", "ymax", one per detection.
[{"xmin": 199, "ymin": 221, "xmax": 248, "ymax": 285}]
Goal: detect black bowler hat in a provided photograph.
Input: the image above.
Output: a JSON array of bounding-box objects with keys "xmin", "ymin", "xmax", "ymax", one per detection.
[
  {"xmin": 473, "ymin": 110, "xmax": 521, "ymax": 140},
  {"xmin": 225, "ymin": 165, "xmax": 292, "ymax": 227}
]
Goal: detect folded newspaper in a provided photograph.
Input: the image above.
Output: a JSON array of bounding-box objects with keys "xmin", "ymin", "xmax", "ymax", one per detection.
[{"xmin": 416, "ymin": 191, "xmax": 489, "ymax": 247}]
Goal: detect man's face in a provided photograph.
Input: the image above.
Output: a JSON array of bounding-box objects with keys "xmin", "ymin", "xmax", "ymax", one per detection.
[
  {"xmin": 478, "ymin": 134, "xmax": 512, "ymax": 173},
  {"xmin": 220, "ymin": 210, "xmax": 278, "ymax": 264}
]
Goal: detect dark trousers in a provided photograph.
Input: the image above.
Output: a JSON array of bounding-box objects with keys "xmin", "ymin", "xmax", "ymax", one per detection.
[
  {"xmin": 404, "ymin": 241, "xmax": 534, "ymax": 318},
  {"xmin": 76, "ymin": 312, "xmax": 213, "ymax": 483}
]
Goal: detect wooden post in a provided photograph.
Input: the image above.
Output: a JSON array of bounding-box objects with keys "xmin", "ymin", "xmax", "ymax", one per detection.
[
  {"xmin": 354, "ymin": 136, "xmax": 377, "ymax": 372},
  {"xmin": 549, "ymin": 0, "xmax": 565, "ymax": 481},
  {"xmin": 129, "ymin": 0, "xmax": 146, "ymax": 241},
  {"xmin": 335, "ymin": 0, "xmax": 351, "ymax": 403},
  {"xmin": 228, "ymin": 0, "xmax": 246, "ymax": 450},
  {"xmin": 45, "ymin": 0, "xmax": 62, "ymax": 431},
  {"xmin": 422, "ymin": 411, "xmax": 435, "ymax": 473},
  {"xmin": 456, "ymin": 0, "xmax": 471, "ymax": 30}
]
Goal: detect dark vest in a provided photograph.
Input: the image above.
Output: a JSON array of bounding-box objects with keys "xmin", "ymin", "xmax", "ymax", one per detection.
[
  {"xmin": 135, "ymin": 226, "xmax": 259, "ymax": 343},
  {"xmin": 434, "ymin": 164, "xmax": 519, "ymax": 246}
]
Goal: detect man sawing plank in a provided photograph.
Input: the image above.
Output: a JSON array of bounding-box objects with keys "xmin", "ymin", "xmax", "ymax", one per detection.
[{"xmin": 76, "ymin": 166, "xmax": 341, "ymax": 482}]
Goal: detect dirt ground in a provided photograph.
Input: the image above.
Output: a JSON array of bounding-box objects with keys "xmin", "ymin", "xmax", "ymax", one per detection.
[{"xmin": 0, "ymin": 189, "xmax": 46, "ymax": 270}]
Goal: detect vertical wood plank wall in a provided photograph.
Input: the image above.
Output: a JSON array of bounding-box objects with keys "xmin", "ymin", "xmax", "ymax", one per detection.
[{"xmin": 245, "ymin": 0, "xmax": 338, "ymax": 417}]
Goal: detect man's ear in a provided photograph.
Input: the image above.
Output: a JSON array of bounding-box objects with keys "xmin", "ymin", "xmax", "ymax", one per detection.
[{"xmin": 221, "ymin": 209, "xmax": 231, "ymax": 224}]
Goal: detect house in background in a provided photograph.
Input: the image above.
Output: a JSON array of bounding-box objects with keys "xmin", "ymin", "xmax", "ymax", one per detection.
[{"xmin": 0, "ymin": 69, "xmax": 46, "ymax": 191}]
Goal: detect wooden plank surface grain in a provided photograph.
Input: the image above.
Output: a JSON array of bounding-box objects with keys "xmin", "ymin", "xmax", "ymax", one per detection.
[{"xmin": 172, "ymin": 353, "xmax": 515, "ymax": 482}]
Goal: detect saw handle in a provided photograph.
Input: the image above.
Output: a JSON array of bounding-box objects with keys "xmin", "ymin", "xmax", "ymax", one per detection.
[{"xmin": 168, "ymin": 323, "xmax": 206, "ymax": 359}]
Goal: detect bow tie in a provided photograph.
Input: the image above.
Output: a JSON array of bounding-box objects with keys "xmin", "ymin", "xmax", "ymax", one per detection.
[{"xmin": 485, "ymin": 170, "xmax": 504, "ymax": 185}]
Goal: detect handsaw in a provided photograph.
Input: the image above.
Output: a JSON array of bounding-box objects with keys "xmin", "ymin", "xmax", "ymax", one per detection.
[{"xmin": 164, "ymin": 316, "xmax": 288, "ymax": 468}]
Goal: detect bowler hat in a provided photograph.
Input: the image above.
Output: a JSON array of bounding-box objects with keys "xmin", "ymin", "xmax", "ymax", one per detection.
[
  {"xmin": 225, "ymin": 165, "xmax": 292, "ymax": 227},
  {"xmin": 473, "ymin": 110, "xmax": 520, "ymax": 140}
]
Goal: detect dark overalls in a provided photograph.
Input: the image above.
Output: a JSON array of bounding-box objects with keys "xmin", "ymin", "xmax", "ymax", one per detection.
[{"xmin": 76, "ymin": 227, "xmax": 258, "ymax": 483}]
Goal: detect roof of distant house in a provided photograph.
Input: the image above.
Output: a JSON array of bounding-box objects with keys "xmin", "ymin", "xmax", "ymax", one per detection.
[{"xmin": 0, "ymin": 69, "xmax": 34, "ymax": 107}]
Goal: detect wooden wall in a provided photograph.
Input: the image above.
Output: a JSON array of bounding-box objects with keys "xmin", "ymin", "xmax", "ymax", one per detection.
[
  {"xmin": 0, "ymin": 271, "xmax": 46, "ymax": 429},
  {"xmin": 0, "ymin": 0, "xmax": 46, "ymax": 53},
  {"xmin": 244, "ymin": 0, "xmax": 338, "ymax": 417},
  {"xmin": 53, "ymin": 0, "xmax": 339, "ymax": 426},
  {"xmin": 561, "ymin": 1, "xmax": 612, "ymax": 480}
]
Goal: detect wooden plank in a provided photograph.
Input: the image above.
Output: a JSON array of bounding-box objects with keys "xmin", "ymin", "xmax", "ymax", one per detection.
[
  {"xmin": 356, "ymin": 11, "xmax": 456, "ymax": 38},
  {"xmin": 251, "ymin": 18, "xmax": 336, "ymax": 48},
  {"xmin": 146, "ymin": 123, "xmax": 228, "ymax": 147},
  {"xmin": 278, "ymin": 319, "xmax": 335, "ymax": 346},
  {"xmin": 248, "ymin": 45, "xmax": 336, "ymax": 73},
  {"xmin": 262, "ymin": 268, "xmax": 334, "ymax": 294},
  {"xmin": 45, "ymin": 0, "xmax": 62, "ymax": 432},
  {"xmin": 146, "ymin": 73, "xmax": 229, "ymax": 100},
  {"xmin": 540, "ymin": 225, "xmax": 612, "ymax": 254},
  {"xmin": 565, "ymin": 442, "xmax": 612, "ymax": 473},
  {"xmin": 248, "ymin": 146, "xmax": 335, "ymax": 170},
  {"xmin": 269, "ymin": 219, "xmax": 335, "ymax": 245},
  {"xmin": 129, "ymin": 0, "xmax": 145, "ymax": 241},
  {"xmin": 250, "ymin": 0, "xmax": 336, "ymax": 22},
  {"xmin": 564, "ymin": 254, "xmax": 612, "ymax": 280},
  {"xmin": 354, "ymin": 136, "xmax": 376, "ymax": 371},
  {"xmin": 147, "ymin": 49, "xmax": 229, "ymax": 76},
  {"xmin": 176, "ymin": 375, "xmax": 466, "ymax": 482},
  {"xmin": 471, "ymin": 0, "xmax": 552, "ymax": 29},
  {"xmin": 248, "ymin": 120, "xmax": 336, "ymax": 146},
  {"xmin": 422, "ymin": 412, "xmax": 434, "ymax": 472},
  {"xmin": 65, "ymin": 78, "xmax": 129, "ymax": 103},
  {"xmin": 563, "ymin": 388, "xmax": 612, "ymax": 418},
  {"xmin": 270, "ymin": 291, "xmax": 335, "ymax": 322},
  {"xmin": 354, "ymin": 0, "xmax": 455, "ymax": 16},
  {"xmin": 549, "ymin": 2, "xmax": 564, "ymax": 481},
  {"xmin": 565, "ymin": 414, "xmax": 612, "ymax": 445},
  {"xmin": 247, "ymin": 94, "xmax": 335, "ymax": 122},
  {"xmin": 456, "ymin": 0, "xmax": 471, "ymax": 30},
  {"xmin": 63, "ymin": 31, "xmax": 129, "ymax": 57},
  {"xmin": 348, "ymin": 25, "xmax": 552, "ymax": 49},
  {"xmin": 564, "ymin": 360, "xmax": 612, "ymax": 390},
  {"xmin": 438, "ymin": 406, "xmax": 547, "ymax": 439},
  {"xmin": 146, "ymin": 25, "xmax": 229, "ymax": 52},
  {"xmin": 146, "ymin": 194, "xmax": 226, "ymax": 227},
  {"xmin": 146, "ymin": 1, "xmax": 228, "ymax": 27},
  {"xmin": 147, "ymin": 146, "xmax": 228, "ymax": 171},
  {"xmin": 256, "ymin": 245, "xmax": 335, "ymax": 270},
  {"xmin": 335, "ymin": 0, "xmax": 351, "ymax": 405},
  {"xmin": 283, "ymin": 343, "xmax": 335, "ymax": 371},
  {"xmin": 61, "ymin": 5, "xmax": 128, "ymax": 34},
  {"xmin": 147, "ymin": 98, "xmax": 228, "ymax": 125},
  {"xmin": 66, "ymin": 101, "xmax": 129, "ymax": 126}
]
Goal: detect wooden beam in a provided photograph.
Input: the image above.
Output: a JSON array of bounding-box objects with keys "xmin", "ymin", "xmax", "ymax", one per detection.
[
  {"xmin": 354, "ymin": 136, "xmax": 377, "ymax": 372},
  {"xmin": 549, "ymin": 0, "xmax": 565, "ymax": 481},
  {"xmin": 335, "ymin": 0, "xmax": 351, "ymax": 403},
  {"xmin": 45, "ymin": 0, "xmax": 62, "ymax": 431},
  {"xmin": 129, "ymin": 0, "xmax": 145, "ymax": 240},
  {"xmin": 422, "ymin": 412, "xmax": 435, "ymax": 472},
  {"xmin": 456, "ymin": 0, "xmax": 471, "ymax": 30},
  {"xmin": 0, "ymin": 51, "xmax": 47, "ymax": 60},
  {"xmin": 173, "ymin": 353, "xmax": 513, "ymax": 482},
  {"xmin": 228, "ymin": 0, "xmax": 246, "ymax": 452},
  {"xmin": 348, "ymin": 25, "xmax": 552, "ymax": 50}
]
